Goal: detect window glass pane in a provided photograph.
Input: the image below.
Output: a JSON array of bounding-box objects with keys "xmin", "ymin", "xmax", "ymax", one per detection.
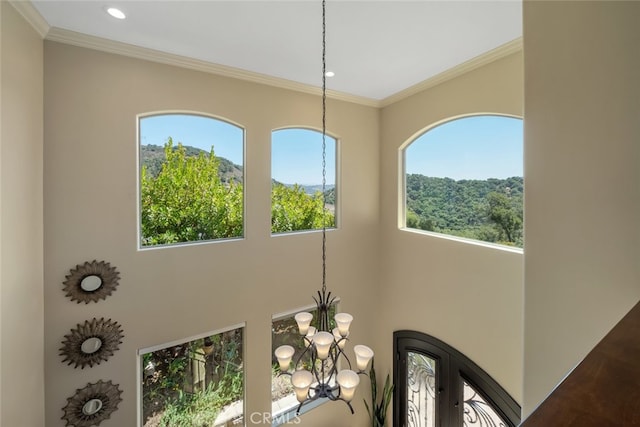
[
  {"xmin": 404, "ymin": 115, "xmax": 523, "ymax": 248},
  {"xmin": 139, "ymin": 114, "xmax": 244, "ymax": 247},
  {"xmin": 407, "ymin": 351, "xmax": 437, "ymax": 427},
  {"xmin": 141, "ymin": 328, "xmax": 244, "ymax": 426},
  {"xmin": 463, "ymin": 379, "xmax": 508, "ymax": 427},
  {"xmin": 271, "ymin": 129, "xmax": 337, "ymax": 233}
]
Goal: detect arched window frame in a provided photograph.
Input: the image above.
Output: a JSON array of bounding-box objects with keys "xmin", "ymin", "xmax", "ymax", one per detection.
[
  {"xmin": 399, "ymin": 114, "xmax": 523, "ymax": 252},
  {"xmin": 137, "ymin": 111, "xmax": 246, "ymax": 249},
  {"xmin": 271, "ymin": 127, "xmax": 340, "ymax": 235}
]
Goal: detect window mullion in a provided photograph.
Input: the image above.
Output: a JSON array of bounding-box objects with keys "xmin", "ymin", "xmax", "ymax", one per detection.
[{"xmin": 448, "ymin": 359, "xmax": 464, "ymax": 426}]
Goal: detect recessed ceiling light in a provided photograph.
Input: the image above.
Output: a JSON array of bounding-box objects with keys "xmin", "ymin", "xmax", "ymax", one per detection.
[
  {"xmin": 106, "ymin": 7, "xmax": 126, "ymax": 20},
  {"xmin": 325, "ymin": 71, "xmax": 335, "ymax": 77}
]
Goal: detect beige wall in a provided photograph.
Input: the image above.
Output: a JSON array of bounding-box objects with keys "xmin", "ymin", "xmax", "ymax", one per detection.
[
  {"xmin": 0, "ymin": 2, "xmax": 45, "ymax": 427},
  {"xmin": 522, "ymin": 0, "xmax": 640, "ymax": 416},
  {"xmin": 43, "ymin": 41, "xmax": 379, "ymax": 426},
  {"xmin": 42, "ymin": 41, "xmax": 528, "ymax": 426},
  {"xmin": 378, "ymin": 51, "xmax": 524, "ymax": 406}
]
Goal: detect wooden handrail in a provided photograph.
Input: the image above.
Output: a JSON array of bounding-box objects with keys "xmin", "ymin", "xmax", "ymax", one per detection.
[{"xmin": 520, "ymin": 300, "xmax": 640, "ymax": 426}]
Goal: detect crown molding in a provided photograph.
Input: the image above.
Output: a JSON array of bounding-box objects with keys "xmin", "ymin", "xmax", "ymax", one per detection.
[
  {"xmin": 380, "ymin": 37, "xmax": 523, "ymax": 108},
  {"xmin": 42, "ymin": 26, "xmax": 521, "ymax": 109},
  {"xmin": 8, "ymin": 0, "xmax": 50, "ymax": 38},
  {"xmin": 45, "ymin": 27, "xmax": 381, "ymax": 108}
]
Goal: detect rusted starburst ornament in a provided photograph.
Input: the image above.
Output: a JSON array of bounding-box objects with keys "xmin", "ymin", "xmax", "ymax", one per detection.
[
  {"xmin": 60, "ymin": 318, "xmax": 124, "ymax": 369},
  {"xmin": 63, "ymin": 260, "xmax": 120, "ymax": 304},
  {"xmin": 62, "ymin": 380, "xmax": 123, "ymax": 427}
]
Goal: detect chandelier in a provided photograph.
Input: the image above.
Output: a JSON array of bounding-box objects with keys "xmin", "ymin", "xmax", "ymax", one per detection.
[{"xmin": 273, "ymin": 0, "xmax": 374, "ymax": 415}]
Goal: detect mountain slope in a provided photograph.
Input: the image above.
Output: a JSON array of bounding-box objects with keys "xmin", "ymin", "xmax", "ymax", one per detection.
[
  {"xmin": 141, "ymin": 144, "xmax": 243, "ymax": 183},
  {"xmin": 406, "ymin": 174, "xmax": 523, "ymax": 246}
]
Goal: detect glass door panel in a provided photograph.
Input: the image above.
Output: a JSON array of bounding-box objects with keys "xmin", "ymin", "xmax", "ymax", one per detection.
[
  {"xmin": 407, "ymin": 351, "xmax": 437, "ymax": 427},
  {"xmin": 395, "ymin": 332, "xmax": 520, "ymax": 427},
  {"xmin": 462, "ymin": 379, "xmax": 508, "ymax": 427}
]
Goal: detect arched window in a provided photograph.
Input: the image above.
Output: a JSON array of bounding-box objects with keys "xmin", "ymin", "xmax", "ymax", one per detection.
[
  {"xmin": 394, "ymin": 330, "xmax": 521, "ymax": 427},
  {"xmin": 271, "ymin": 128, "xmax": 337, "ymax": 234},
  {"xmin": 403, "ymin": 115, "xmax": 523, "ymax": 248},
  {"xmin": 138, "ymin": 113, "xmax": 244, "ymax": 248}
]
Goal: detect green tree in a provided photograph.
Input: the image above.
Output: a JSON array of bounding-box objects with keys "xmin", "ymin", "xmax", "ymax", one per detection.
[
  {"xmin": 140, "ymin": 139, "xmax": 243, "ymax": 246},
  {"xmin": 486, "ymin": 191, "xmax": 522, "ymax": 245},
  {"xmin": 323, "ymin": 187, "xmax": 336, "ymax": 205},
  {"xmin": 141, "ymin": 139, "xmax": 335, "ymax": 244},
  {"xmin": 271, "ymin": 183, "xmax": 335, "ymax": 233},
  {"xmin": 406, "ymin": 209, "xmax": 434, "ymax": 231},
  {"xmin": 405, "ymin": 174, "xmax": 523, "ymax": 248},
  {"xmin": 142, "ymin": 330, "xmax": 244, "ymax": 426}
]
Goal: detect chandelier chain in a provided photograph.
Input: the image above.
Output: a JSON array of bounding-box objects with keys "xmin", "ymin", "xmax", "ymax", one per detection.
[
  {"xmin": 271, "ymin": 3, "xmax": 374, "ymax": 413},
  {"xmin": 321, "ymin": 0, "xmax": 327, "ymax": 294}
]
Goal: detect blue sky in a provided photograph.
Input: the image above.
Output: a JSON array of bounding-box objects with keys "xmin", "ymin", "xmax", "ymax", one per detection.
[
  {"xmin": 140, "ymin": 114, "xmax": 335, "ymax": 185},
  {"xmin": 140, "ymin": 114, "xmax": 520, "ymax": 185},
  {"xmin": 140, "ymin": 114, "xmax": 244, "ymax": 165},
  {"xmin": 271, "ymin": 129, "xmax": 336, "ymax": 185},
  {"xmin": 405, "ymin": 115, "xmax": 523, "ymax": 180}
]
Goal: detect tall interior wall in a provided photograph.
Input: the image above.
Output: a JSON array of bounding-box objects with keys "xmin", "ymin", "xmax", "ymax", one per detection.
[
  {"xmin": 0, "ymin": 2, "xmax": 45, "ymax": 427},
  {"xmin": 522, "ymin": 0, "xmax": 640, "ymax": 416},
  {"xmin": 43, "ymin": 41, "xmax": 379, "ymax": 426},
  {"xmin": 377, "ymin": 52, "xmax": 525, "ymax": 405}
]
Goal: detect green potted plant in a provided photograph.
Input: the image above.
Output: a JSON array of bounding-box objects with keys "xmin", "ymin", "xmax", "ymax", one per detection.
[{"xmin": 364, "ymin": 359, "xmax": 394, "ymax": 427}]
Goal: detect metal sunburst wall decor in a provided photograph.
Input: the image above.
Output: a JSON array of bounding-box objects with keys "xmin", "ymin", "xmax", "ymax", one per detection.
[
  {"xmin": 60, "ymin": 318, "xmax": 124, "ymax": 369},
  {"xmin": 63, "ymin": 260, "xmax": 120, "ymax": 304},
  {"xmin": 62, "ymin": 380, "xmax": 123, "ymax": 427}
]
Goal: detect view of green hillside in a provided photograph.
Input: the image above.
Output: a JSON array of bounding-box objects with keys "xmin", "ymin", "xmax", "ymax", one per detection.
[
  {"xmin": 142, "ymin": 144, "xmax": 333, "ymax": 197},
  {"xmin": 141, "ymin": 144, "xmax": 243, "ymax": 184},
  {"xmin": 141, "ymin": 142, "xmax": 519, "ymax": 247},
  {"xmin": 139, "ymin": 140, "xmax": 334, "ymax": 246},
  {"xmin": 406, "ymin": 174, "xmax": 523, "ymax": 247}
]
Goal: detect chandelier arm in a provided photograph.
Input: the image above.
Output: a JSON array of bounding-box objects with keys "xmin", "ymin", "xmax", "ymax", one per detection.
[
  {"xmin": 321, "ymin": 358, "xmax": 329, "ymax": 386},
  {"xmin": 334, "ymin": 340, "xmax": 354, "ymax": 371},
  {"xmin": 295, "ymin": 402, "xmax": 305, "ymax": 415},
  {"xmin": 309, "ymin": 384, "xmax": 323, "ymax": 399},
  {"xmin": 323, "ymin": 348, "xmax": 339, "ymax": 385},
  {"xmin": 315, "ymin": 288, "xmax": 336, "ymax": 333},
  {"xmin": 344, "ymin": 401, "xmax": 355, "ymax": 414},
  {"xmin": 292, "ymin": 344, "xmax": 313, "ymax": 371},
  {"xmin": 303, "ymin": 335, "xmax": 313, "ymax": 348},
  {"xmin": 328, "ymin": 342, "xmax": 340, "ymax": 370},
  {"xmin": 308, "ymin": 351, "xmax": 322, "ymax": 383},
  {"xmin": 296, "ymin": 396, "xmax": 355, "ymax": 416},
  {"xmin": 314, "ymin": 358, "xmax": 324, "ymax": 387},
  {"xmin": 294, "ymin": 391, "xmax": 320, "ymax": 415}
]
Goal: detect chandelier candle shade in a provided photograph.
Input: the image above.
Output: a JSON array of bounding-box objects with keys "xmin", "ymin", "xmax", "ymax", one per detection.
[
  {"xmin": 354, "ymin": 345, "xmax": 375, "ymax": 371},
  {"xmin": 336, "ymin": 370, "xmax": 360, "ymax": 402},
  {"xmin": 295, "ymin": 312, "xmax": 314, "ymax": 335},
  {"xmin": 275, "ymin": 345, "xmax": 295, "ymax": 372},
  {"xmin": 273, "ymin": 0, "xmax": 374, "ymax": 415}
]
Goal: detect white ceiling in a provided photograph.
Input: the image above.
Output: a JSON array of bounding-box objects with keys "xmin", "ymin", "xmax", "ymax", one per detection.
[{"xmin": 28, "ymin": 0, "xmax": 522, "ymax": 101}]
